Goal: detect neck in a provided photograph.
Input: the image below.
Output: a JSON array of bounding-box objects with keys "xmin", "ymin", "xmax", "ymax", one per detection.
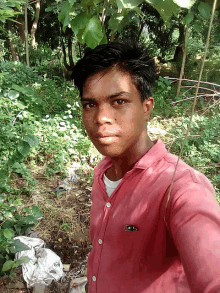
[{"xmin": 106, "ymin": 134, "xmax": 153, "ymax": 181}]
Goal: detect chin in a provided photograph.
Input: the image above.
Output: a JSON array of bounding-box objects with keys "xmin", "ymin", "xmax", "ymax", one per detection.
[{"xmin": 96, "ymin": 145, "xmax": 123, "ymax": 158}]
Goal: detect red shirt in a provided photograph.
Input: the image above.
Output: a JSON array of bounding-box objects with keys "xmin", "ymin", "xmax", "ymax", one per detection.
[{"xmin": 88, "ymin": 139, "xmax": 220, "ymax": 293}]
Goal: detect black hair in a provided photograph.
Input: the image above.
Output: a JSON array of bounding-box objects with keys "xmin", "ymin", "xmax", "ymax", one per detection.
[{"xmin": 71, "ymin": 41, "xmax": 156, "ymax": 102}]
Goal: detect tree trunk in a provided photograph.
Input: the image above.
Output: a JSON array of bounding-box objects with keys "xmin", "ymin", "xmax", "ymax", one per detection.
[
  {"xmin": 61, "ymin": 37, "xmax": 72, "ymax": 71},
  {"xmin": 31, "ymin": 0, "xmax": 40, "ymax": 47},
  {"xmin": 25, "ymin": 1, "xmax": 30, "ymax": 66},
  {"xmin": 7, "ymin": 20, "xmax": 17, "ymax": 61},
  {"xmin": 18, "ymin": 15, "xmax": 25, "ymax": 43},
  {"xmin": 176, "ymin": 25, "xmax": 189, "ymax": 97},
  {"xmin": 67, "ymin": 28, "xmax": 74, "ymax": 68}
]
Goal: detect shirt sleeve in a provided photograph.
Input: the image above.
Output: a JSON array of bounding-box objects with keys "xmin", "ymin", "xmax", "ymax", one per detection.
[{"xmin": 168, "ymin": 183, "xmax": 220, "ymax": 293}]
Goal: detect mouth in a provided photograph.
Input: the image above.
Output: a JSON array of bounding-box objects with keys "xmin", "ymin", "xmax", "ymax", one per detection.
[{"xmin": 94, "ymin": 133, "xmax": 119, "ymax": 145}]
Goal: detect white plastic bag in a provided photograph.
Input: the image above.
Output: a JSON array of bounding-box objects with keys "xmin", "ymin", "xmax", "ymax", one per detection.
[{"xmin": 14, "ymin": 236, "xmax": 64, "ymax": 288}]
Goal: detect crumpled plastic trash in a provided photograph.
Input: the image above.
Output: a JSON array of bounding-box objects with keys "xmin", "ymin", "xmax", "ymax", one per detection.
[
  {"xmin": 69, "ymin": 277, "xmax": 87, "ymax": 293},
  {"xmin": 14, "ymin": 236, "xmax": 64, "ymax": 288}
]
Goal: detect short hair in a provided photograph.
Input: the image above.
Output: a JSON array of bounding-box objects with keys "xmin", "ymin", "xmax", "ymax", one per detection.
[{"xmin": 71, "ymin": 41, "xmax": 156, "ymax": 101}]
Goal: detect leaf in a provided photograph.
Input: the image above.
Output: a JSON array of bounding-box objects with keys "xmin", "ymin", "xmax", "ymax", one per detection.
[
  {"xmin": 11, "ymin": 84, "xmax": 34, "ymax": 98},
  {"xmin": 198, "ymin": 2, "xmax": 210, "ymax": 19},
  {"xmin": 116, "ymin": 0, "xmax": 144, "ymax": 9},
  {"xmin": 17, "ymin": 141, "xmax": 30, "ymax": 156},
  {"xmin": 193, "ymin": 23, "xmax": 200, "ymax": 33},
  {"xmin": 71, "ymin": 12, "xmax": 89, "ymax": 36},
  {"xmin": 24, "ymin": 215, "xmax": 37, "ymax": 225},
  {"xmin": 108, "ymin": 13, "xmax": 125, "ymax": 32},
  {"xmin": 82, "ymin": 16, "xmax": 104, "ymax": 49},
  {"xmin": 23, "ymin": 135, "xmax": 39, "ymax": 147},
  {"xmin": 2, "ymin": 260, "xmax": 14, "ymax": 272},
  {"xmin": 4, "ymin": 211, "xmax": 13, "ymax": 219},
  {"xmin": 23, "ymin": 207, "xmax": 31, "ymax": 213},
  {"xmin": 172, "ymin": 0, "xmax": 196, "ymax": 8},
  {"xmin": 58, "ymin": 0, "xmax": 70, "ymax": 28},
  {"xmin": 7, "ymin": 90, "xmax": 19, "ymax": 100},
  {"xmin": 14, "ymin": 199, "xmax": 22, "ymax": 205},
  {"xmin": 0, "ymin": 170, "xmax": 8, "ymax": 180},
  {"xmin": 9, "ymin": 206, "xmax": 16, "ymax": 212},
  {"xmin": 183, "ymin": 12, "xmax": 194, "ymax": 24},
  {"xmin": 32, "ymin": 206, "xmax": 42, "ymax": 218},
  {"xmin": 7, "ymin": 150, "xmax": 23, "ymax": 166},
  {"xmin": 20, "ymin": 256, "xmax": 30, "ymax": 263},
  {"xmin": 68, "ymin": 0, "xmax": 77, "ymax": 4},
  {"xmin": 13, "ymin": 239, "xmax": 30, "ymax": 252},
  {"xmin": 153, "ymin": 0, "xmax": 180, "ymax": 24},
  {"xmin": 3, "ymin": 228, "xmax": 14, "ymax": 239}
]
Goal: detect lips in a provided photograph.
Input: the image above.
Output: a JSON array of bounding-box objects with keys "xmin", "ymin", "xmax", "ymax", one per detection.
[
  {"xmin": 95, "ymin": 132, "xmax": 119, "ymax": 138},
  {"xmin": 94, "ymin": 132, "xmax": 119, "ymax": 145}
]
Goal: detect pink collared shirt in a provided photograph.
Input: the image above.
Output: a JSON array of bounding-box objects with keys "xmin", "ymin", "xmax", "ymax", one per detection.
[{"xmin": 88, "ymin": 139, "xmax": 220, "ymax": 293}]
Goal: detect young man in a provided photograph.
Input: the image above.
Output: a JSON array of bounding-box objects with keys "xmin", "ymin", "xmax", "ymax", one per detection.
[{"xmin": 71, "ymin": 42, "xmax": 220, "ymax": 293}]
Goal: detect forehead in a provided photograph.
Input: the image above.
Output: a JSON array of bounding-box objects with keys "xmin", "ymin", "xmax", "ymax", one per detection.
[{"xmin": 82, "ymin": 69, "xmax": 137, "ymax": 98}]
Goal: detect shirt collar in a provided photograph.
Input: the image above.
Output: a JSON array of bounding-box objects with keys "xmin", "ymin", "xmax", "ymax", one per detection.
[{"xmin": 95, "ymin": 139, "xmax": 167, "ymax": 175}]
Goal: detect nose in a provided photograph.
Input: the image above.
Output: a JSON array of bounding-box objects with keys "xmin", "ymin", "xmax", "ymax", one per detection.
[{"xmin": 95, "ymin": 104, "xmax": 115, "ymax": 125}]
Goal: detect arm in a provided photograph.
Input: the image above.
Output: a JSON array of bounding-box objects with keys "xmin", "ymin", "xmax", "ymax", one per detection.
[{"xmin": 169, "ymin": 184, "xmax": 220, "ymax": 293}]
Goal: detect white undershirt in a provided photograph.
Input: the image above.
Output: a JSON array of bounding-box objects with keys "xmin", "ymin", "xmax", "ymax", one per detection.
[{"xmin": 104, "ymin": 174, "xmax": 122, "ymax": 197}]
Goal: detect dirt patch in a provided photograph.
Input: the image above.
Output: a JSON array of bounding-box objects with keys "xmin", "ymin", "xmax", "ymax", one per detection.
[{"xmin": 0, "ymin": 167, "xmax": 93, "ymax": 293}]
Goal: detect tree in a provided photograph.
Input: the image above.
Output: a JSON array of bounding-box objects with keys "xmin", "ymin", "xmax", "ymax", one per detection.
[{"xmin": 30, "ymin": 0, "xmax": 40, "ymax": 47}]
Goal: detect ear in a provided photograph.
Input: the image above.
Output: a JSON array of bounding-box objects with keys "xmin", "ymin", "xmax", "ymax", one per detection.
[{"xmin": 143, "ymin": 97, "xmax": 154, "ymax": 120}]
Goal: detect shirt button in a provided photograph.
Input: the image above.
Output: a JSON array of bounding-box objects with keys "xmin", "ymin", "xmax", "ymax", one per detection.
[
  {"xmin": 106, "ymin": 202, "xmax": 111, "ymax": 208},
  {"xmin": 92, "ymin": 276, "xmax": 96, "ymax": 281},
  {"xmin": 98, "ymin": 239, "xmax": 102, "ymax": 244}
]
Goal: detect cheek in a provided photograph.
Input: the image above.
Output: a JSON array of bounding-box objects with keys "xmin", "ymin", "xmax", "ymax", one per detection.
[
  {"xmin": 82, "ymin": 113, "xmax": 92, "ymax": 130},
  {"xmin": 120, "ymin": 109, "xmax": 145, "ymax": 134}
]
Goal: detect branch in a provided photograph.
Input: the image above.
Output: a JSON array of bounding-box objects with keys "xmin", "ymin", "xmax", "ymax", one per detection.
[
  {"xmin": 171, "ymin": 93, "xmax": 220, "ymax": 104},
  {"xmin": 167, "ymin": 77, "xmax": 220, "ymax": 89}
]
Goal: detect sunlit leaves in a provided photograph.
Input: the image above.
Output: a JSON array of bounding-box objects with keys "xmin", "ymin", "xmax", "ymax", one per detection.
[
  {"xmin": 0, "ymin": 0, "xmax": 25, "ymax": 23},
  {"xmin": 153, "ymin": 0, "xmax": 180, "ymax": 24},
  {"xmin": 3, "ymin": 228, "xmax": 14, "ymax": 240},
  {"xmin": 58, "ymin": 0, "xmax": 71, "ymax": 28},
  {"xmin": 82, "ymin": 16, "xmax": 104, "ymax": 49},
  {"xmin": 71, "ymin": 14, "xmax": 104, "ymax": 49},
  {"xmin": 172, "ymin": 0, "xmax": 197, "ymax": 9}
]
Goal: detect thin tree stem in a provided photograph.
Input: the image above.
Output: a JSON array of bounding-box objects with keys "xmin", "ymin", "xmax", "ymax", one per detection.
[{"xmin": 176, "ymin": 24, "xmax": 189, "ymax": 97}]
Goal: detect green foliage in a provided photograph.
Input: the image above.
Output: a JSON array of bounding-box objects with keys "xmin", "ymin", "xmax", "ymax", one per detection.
[
  {"xmin": 0, "ymin": 0, "xmax": 25, "ymax": 23},
  {"xmin": 152, "ymin": 76, "xmax": 174, "ymax": 117},
  {"xmin": 169, "ymin": 113, "xmax": 220, "ymax": 196},
  {"xmin": 58, "ymin": 0, "xmax": 198, "ymax": 48},
  {"xmin": 0, "ymin": 60, "xmax": 92, "ymax": 276},
  {"xmin": 0, "ymin": 194, "xmax": 42, "ymax": 275}
]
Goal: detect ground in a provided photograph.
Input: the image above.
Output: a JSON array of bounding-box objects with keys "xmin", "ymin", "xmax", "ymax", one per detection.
[{"xmin": 0, "ymin": 168, "xmax": 93, "ymax": 293}]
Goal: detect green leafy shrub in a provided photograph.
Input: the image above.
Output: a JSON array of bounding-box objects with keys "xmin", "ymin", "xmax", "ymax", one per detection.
[
  {"xmin": 169, "ymin": 113, "xmax": 220, "ymax": 198},
  {"xmin": 0, "ymin": 194, "xmax": 42, "ymax": 276}
]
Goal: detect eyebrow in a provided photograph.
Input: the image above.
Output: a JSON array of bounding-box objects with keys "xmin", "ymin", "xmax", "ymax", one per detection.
[{"xmin": 81, "ymin": 91, "xmax": 129, "ymax": 102}]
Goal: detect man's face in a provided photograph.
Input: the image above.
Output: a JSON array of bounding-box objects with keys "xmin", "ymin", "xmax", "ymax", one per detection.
[{"xmin": 81, "ymin": 69, "xmax": 153, "ymax": 158}]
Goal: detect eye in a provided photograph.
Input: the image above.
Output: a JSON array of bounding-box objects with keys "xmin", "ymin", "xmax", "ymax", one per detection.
[
  {"xmin": 83, "ymin": 102, "xmax": 96, "ymax": 109},
  {"xmin": 113, "ymin": 99, "xmax": 125, "ymax": 106}
]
